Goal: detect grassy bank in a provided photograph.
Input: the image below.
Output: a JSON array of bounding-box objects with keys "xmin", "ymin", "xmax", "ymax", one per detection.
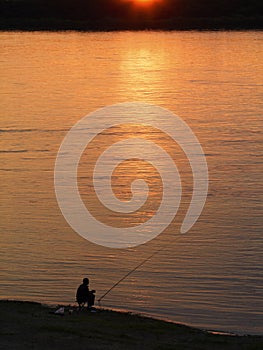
[{"xmin": 0, "ymin": 300, "xmax": 262, "ymax": 350}]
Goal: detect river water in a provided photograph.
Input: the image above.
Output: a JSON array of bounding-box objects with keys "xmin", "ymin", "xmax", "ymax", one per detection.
[{"xmin": 0, "ymin": 31, "xmax": 262, "ymax": 335}]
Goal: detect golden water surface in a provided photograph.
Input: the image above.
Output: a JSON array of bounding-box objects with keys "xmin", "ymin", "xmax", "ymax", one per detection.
[{"xmin": 0, "ymin": 31, "xmax": 262, "ymax": 334}]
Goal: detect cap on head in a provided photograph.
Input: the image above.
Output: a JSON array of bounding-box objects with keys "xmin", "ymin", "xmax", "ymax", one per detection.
[{"xmin": 83, "ymin": 277, "xmax": 89, "ymax": 285}]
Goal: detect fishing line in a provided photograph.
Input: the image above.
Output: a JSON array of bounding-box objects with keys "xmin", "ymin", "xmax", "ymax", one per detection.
[{"xmin": 97, "ymin": 243, "xmax": 170, "ymax": 306}]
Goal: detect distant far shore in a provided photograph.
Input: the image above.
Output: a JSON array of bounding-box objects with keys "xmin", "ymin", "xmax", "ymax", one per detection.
[
  {"xmin": 0, "ymin": 16, "xmax": 263, "ymax": 32},
  {"xmin": 1, "ymin": 300, "xmax": 262, "ymax": 350}
]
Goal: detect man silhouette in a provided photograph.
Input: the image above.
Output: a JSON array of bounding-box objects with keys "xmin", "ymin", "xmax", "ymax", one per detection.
[{"xmin": 76, "ymin": 277, "xmax": 96, "ymax": 310}]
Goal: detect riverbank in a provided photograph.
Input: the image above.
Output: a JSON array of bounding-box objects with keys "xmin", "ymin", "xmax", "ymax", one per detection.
[
  {"xmin": 0, "ymin": 300, "xmax": 262, "ymax": 350},
  {"xmin": 0, "ymin": 16, "xmax": 263, "ymax": 32}
]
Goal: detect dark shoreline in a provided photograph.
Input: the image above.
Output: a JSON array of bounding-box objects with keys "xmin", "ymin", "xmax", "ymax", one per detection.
[
  {"xmin": 1, "ymin": 300, "xmax": 262, "ymax": 350},
  {"xmin": 1, "ymin": 16, "xmax": 263, "ymax": 32}
]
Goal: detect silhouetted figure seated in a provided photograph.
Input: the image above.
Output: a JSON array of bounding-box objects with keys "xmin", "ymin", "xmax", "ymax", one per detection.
[{"xmin": 76, "ymin": 277, "xmax": 96, "ymax": 310}]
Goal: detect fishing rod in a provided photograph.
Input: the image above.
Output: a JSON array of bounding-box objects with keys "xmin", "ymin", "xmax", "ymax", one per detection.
[{"xmin": 97, "ymin": 246, "xmax": 165, "ymax": 305}]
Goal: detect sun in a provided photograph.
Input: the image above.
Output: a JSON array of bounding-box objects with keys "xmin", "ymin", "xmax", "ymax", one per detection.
[
  {"xmin": 121, "ymin": 0, "xmax": 162, "ymax": 7},
  {"xmin": 136, "ymin": 0, "xmax": 155, "ymax": 2},
  {"xmin": 132, "ymin": 0, "xmax": 161, "ymax": 6},
  {"xmin": 120, "ymin": 0, "xmax": 163, "ymax": 12}
]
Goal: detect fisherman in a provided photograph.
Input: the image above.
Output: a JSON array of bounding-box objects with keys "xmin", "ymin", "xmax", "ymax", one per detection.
[{"xmin": 76, "ymin": 277, "xmax": 96, "ymax": 310}]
